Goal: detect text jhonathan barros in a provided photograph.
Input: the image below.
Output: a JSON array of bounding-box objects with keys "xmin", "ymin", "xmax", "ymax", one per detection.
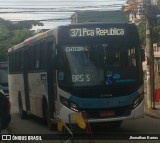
[{"xmin": 129, "ymin": 136, "xmax": 158, "ymax": 140}]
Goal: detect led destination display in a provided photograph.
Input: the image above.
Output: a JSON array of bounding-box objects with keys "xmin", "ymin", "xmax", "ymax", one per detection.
[{"xmin": 70, "ymin": 27, "xmax": 125, "ymax": 37}]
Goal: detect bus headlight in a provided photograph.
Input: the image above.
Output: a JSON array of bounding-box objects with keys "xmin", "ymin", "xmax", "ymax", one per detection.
[
  {"xmin": 70, "ymin": 102, "xmax": 78, "ymax": 112},
  {"xmin": 133, "ymin": 93, "xmax": 144, "ymax": 108},
  {"xmin": 60, "ymin": 96, "xmax": 78, "ymax": 112}
]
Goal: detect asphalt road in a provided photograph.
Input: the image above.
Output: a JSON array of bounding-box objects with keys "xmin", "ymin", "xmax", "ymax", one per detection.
[{"xmin": 4, "ymin": 100, "xmax": 160, "ymax": 143}]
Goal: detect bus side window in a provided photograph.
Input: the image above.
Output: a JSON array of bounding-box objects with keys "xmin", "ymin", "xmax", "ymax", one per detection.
[
  {"xmin": 9, "ymin": 53, "xmax": 12, "ymax": 73},
  {"xmin": 47, "ymin": 41, "xmax": 54, "ymax": 68},
  {"xmin": 29, "ymin": 45, "xmax": 34, "ymax": 71},
  {"xmin": 40, "ymin": 41, "xmax": 47, "ymax": 70},
  {"xmin": 12, "ymin": 52, "xmax": 15, "ymax": 73},
  {"xmin": 35, "ymin": 44, "xmax": 40, "ymax": 69},
  {"xmin": 20, "ymin": 50, "xmax": 24, "ymax": 71}
]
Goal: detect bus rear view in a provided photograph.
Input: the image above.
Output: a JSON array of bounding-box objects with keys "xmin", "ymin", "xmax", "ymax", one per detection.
[{"xmin": 57, "ymin": 23, "xmax": 144, "ymax": 127}]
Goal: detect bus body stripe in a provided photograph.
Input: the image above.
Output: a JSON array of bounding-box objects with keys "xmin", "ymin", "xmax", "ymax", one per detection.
[{"xmin": 69, "ymin": 91, "xmax": 141, "ymax": 109}]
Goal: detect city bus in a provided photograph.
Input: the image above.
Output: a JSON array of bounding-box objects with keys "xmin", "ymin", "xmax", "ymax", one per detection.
[{"xmin": 8, "ymin": 23, "xmax": 144, "ymax": 129}]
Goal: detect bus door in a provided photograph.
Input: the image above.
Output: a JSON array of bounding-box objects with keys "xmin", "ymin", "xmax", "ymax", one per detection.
[
  {"xmin": 23, "ymin": 48, "xmax": 30, "ymax": 111},
  {"xmin": 47, "ymin": 38, "xmax": 56, "ymax": 118}
]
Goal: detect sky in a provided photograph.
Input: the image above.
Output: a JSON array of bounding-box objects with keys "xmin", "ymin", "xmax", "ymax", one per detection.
[
  {"xmin": 0, "ymin": 0, "xmax": 127, "ymax": 9},
  {"xmin": 0, "ymin": 0, "xmax": 126, "ymax": 3},
  {"xmin": 0, "ymin": 0, "xmax": 127, "ymax": 30}
]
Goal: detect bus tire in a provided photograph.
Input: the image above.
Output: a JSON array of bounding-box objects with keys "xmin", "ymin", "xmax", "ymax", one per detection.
[
  {"xmin": 42, "ymin": 98, "xmax": 57, "ymax": 130},
  {"xmin": 18, "ymin": 94, "xmax": 27, "ymax": 119}
]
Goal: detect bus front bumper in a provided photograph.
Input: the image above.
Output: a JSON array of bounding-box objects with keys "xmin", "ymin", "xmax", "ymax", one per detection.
[
  {"xmin": 59, "ymin": 99, "xmax": 144, "ymax": 124},
  {"xmin": 88, "ymin": 99, "xmax": 145, "ymax": 123}
]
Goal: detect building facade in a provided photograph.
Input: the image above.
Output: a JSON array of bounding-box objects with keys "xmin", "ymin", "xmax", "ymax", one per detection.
[{"xmin": 71, "ymin": 10, "xmax": 128, "ymax": 24}]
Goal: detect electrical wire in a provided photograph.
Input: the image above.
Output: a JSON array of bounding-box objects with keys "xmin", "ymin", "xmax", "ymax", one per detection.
[{"xmin": 0, "ymin": 1, "xmax": 128, "ymax": 22}]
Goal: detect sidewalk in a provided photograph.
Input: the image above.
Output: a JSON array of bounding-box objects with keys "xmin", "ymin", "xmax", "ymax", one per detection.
[{"xmin": 145, "ymin": 102, "xmax": 160, "ymax": 119}]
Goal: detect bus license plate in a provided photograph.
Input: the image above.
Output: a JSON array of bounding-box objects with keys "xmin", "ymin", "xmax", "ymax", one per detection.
[{"xmin": 100, "ymin": 111, "xmax": 115, "ymax": 117}]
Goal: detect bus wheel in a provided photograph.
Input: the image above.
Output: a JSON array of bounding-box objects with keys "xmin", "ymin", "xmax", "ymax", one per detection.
[
  {"xmin": 47, "ymin": 113, "xmax": 56, "ymax": 130},
  {"xmin": 42, "ymin": 100, "xmax": 57, "ymax": 130},
  {"xmin": 18, "ymin": 95, "xmax": 27, "ymax": 119}
]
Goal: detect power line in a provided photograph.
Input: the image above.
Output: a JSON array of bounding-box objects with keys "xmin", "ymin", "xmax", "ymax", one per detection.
[
  {"xmin": 0, "ymin": 4, "xmax": 125, "ymax": 11},
  {"xmin": 0, "ymin": 2, "xmax": 127, "ymax": 22}
]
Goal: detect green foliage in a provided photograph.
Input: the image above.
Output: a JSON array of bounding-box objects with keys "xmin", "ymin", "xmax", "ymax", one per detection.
[
  {"xmin": 0, "ymin": 18, "xmax": 43, "ymax": 30},
  {"xmin": 152, "ymin": 0, "xmax": 160, "ymax": 43},
  {"xmin": 10, "ymin": 29, "xmax": 34, "ymax": 45},
  {"xmin": 0, "ymin": 25, "xmax": 11, "ymax": 42},
  {"xmin": 137, "ymin": 17, "xmax": 146, "ymax": 46},
  {"xmin": 11, "ymin": 21, "xmax": 43, "ymax": 30},
  {"xmin": 158, "ymin": 0, "xmax": 160, "ymax": 6},
  {"xmin": 125, "ymin": 0, "xmax": 160, "ymax": 46},
  {"xmin": 0, "ymin": 18, "xmax": 43, "ymax": 61},
  {"xmin": 0, "ymin": 45, "xmax": 8, "ymax": 61}
]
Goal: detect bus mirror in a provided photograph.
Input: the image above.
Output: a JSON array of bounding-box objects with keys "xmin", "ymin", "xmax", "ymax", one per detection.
[{"xmin": 141, "ymin": 49, "xmax": 145, "ymax": 62}]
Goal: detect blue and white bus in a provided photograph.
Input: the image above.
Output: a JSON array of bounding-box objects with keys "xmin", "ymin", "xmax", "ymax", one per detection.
[{"xmin": 8, "ymin": 23, "xmax": 144, "ymax": 129}]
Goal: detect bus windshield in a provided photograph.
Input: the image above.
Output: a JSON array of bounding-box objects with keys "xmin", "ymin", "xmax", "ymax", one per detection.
[{"xmin": 58, "ymin": 43, "xmax": 140, "ymax": 96}]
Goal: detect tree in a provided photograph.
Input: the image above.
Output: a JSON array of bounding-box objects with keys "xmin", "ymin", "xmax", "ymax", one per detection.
[
  {"xmin": 0, "ymin": 18, "xmax": 43, "ymax": 61},
  {"xmin": 0, "ymin": 46, "xmax": 8, "ymax": 61},
  {"xmin": 137, "ymin": 17, "xmax": 146, "ymax": 45},
  {"xmin": 123, "ymin": 0, "xmax": 160, "ymax": 46},
  {"xmin": 123, "ymin": 0, "xmax": 146, "ymax": 45},
  {"xmin": 123, "ymin": 0, "xmax": 139, "ymax": 12},
  {"xmin": 10, "ymin": 29, "xmax": 34, "ymax": 45}
]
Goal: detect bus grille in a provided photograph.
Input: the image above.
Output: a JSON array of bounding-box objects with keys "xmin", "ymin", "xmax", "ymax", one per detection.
[{"xmin": 80, "ymin": 106, "xmax": 132, "ymax": 119}]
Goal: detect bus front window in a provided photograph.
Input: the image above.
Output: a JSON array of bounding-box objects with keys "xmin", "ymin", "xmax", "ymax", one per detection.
[
  {"xmin": 58, "ymin": 44, "xmax": 141, "ymax": 96},
  {"xmin": 58, "ymin": 45, "xmax": 104, "ymax": 87}
]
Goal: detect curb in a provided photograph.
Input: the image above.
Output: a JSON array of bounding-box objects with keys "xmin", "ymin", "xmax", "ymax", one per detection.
[{"xmin": 145, "ymin": 111, "xmax": 160, "ymax": 119}]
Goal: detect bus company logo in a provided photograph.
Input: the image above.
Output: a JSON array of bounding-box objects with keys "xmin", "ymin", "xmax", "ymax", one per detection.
[
  {"xmin": 2, "ymin": 135, "xmax": 11, "ymax": 140},
  {"xmin": 65, "ymin": 46, "xmax": 89, "ymax": 52},
  {"xmin": 100, "ymin": 94, "xmax": 112, "ymax": 97}
]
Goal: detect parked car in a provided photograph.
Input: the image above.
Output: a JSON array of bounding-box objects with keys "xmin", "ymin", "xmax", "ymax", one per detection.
[{"xmin": 0, "ymin": 90, "xmax": 11, "ymax": 130}]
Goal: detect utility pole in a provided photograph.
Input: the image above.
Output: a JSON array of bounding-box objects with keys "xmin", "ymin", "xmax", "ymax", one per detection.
[{"xmin": 144, "ymin": 0, "xmax": 155, "ymax": 109}]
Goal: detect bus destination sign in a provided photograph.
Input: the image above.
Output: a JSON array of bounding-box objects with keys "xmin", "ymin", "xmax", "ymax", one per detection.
[{"xmin": 70, "ymin": 27, "xmax": 125, "ymax": 37}]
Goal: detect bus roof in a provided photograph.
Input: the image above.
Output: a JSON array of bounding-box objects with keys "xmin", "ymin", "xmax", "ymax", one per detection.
[
  {"xmin": 8, "ymin": 22, "xmax": 138, "ymax": 52},
  {"xmin": 8, "ymin": 28, "xmax": 55, "ymax": 52}
]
